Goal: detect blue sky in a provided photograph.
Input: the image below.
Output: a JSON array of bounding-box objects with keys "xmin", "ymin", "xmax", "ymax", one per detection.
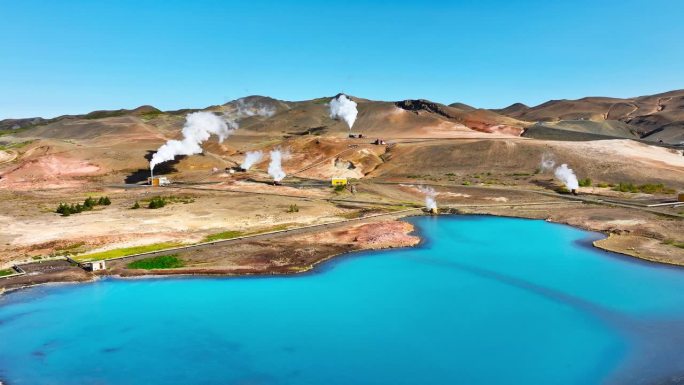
[{"xmin": 1, "ymin": 0, "xmax": 683, "ymax": 119}]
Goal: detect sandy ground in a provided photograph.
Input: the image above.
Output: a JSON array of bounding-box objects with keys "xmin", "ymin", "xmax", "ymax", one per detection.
[
  {"xmin": 110, "ymin": 220, "xmax": 420, "ymax": 275},
  {"xmin": 0, "ymin": 150, "xmax": 15, "ymax": 164},
  {"xmin": 2, "ymin": 178, "xmax": 682, "ymax": 294},
  {"xmin": 552, "ymin": 139, "xmax": 684, "ymax": 170},
  {"xmin": 1, "ymin": 124, "xmax": 683, "ymax": 293},
  {"xmin": 0, "ymin": 186, "xmax": 354, "ymax": 266},
  {"xmin": 0, "ymin": 219, "xmax": 419, "ymax": 292}
]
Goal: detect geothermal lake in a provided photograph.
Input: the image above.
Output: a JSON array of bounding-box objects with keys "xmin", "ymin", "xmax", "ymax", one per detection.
[{"xmin": 2, "ymin": 216, "xmax": 684, "ymax": 385}]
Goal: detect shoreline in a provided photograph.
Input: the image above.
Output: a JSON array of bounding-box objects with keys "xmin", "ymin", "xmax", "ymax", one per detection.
[
  {"xmin": 2, "ymin": 210, "xmax": 682, "ymax": 297},
  {"xmin": 4, "ymin": 214, "xmax": 682, "ymax": 385}
]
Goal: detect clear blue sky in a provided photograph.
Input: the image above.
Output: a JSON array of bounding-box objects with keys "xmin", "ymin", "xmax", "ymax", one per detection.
[{"xmin": 1, "ymin": 0, "xmax": 683, "ymax": 119}]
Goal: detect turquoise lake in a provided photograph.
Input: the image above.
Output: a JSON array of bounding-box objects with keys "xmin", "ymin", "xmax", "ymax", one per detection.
[{"xmin": 2, "ymin": 216, "xmax": 684, "ymax": 385}]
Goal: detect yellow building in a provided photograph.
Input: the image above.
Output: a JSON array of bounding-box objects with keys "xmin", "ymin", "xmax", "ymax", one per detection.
[
  {"xmin": 331, "ymin": 177, "xmax": 348, "ymax": 187},
  {"xmin": 147, "ymin": 176, "xmax": 170, "ymax": 186}
]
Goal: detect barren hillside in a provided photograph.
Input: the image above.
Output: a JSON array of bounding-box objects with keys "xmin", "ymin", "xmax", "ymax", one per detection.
[{"xmin": 494, "ymin": 90, "xmax": 684, "ymax": 144}]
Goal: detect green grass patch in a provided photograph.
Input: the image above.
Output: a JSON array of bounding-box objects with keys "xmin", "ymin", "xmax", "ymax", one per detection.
[
  {"xmin": 202, "ymin": 224, "xmax": 294, "ymax": 243},
  {"xmin": 84, "ymin": 110, "xmax": 127, "ymax": 120},
  {"xmin": 140, "ymin": 111, "xmax": 164, "ymax": 121},
  {"xmin": 340, "ymin": 211, "xmax": 364, "ymax": 219},
  {"xmin": 56, "ymin": 242, "xmax": 86, "ymax": 254},
  {"xmin": 203, "ymin": 230, "xmax": 244, "ymax": 242},
  {"xmin": 664, "ymin": 239, "xmax": 684, "ymax": 249},
  {"xmin": 127, "ymin": 254, "xmax": 184, "ymax": 270},
  {"xmin": 0, "ymin": 268, "xmax": 15, "ymax": 277},
  {"xmin": 613, "ymin": 183, "xmax": 675, "ymax": 194},
  {"xmin": 142, "ymin": 195, "xmax": 195, "ymax": 209},
  {"xmin": 578, "ymin": 178, "xmax": 592, "ymax": 187},
  {"xmin": 255, "ymin": 224, "xmax": 291, "ymax": 233},
  {"xmin": 61, "ymin": 242, "xmax": 86, "ymax": 250},
  {"xmin": 0, "ymin": 125, "xmax": 35, "ymax": 137},
  {"xmin": 0, "ymin": 140, "xmax": 33, "ymax": 151},
  {"xmin": 74, "ymin": 242, "xmax": 183, "ymax": 262}
]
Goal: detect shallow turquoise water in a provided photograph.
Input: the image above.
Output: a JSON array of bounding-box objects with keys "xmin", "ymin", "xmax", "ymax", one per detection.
[{"xmin": 2, "ymin": 216, "xmax": 684, "ymax": 385}]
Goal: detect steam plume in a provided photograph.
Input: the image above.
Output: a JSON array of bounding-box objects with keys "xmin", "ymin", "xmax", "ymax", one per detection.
[
  {"xmin": 268, "ymin": 148, "xmax": 288, "ymax": 182},
  {"xmin": 150, "ymin": 112, "xmax": 233, "ymax": 171},
  {"xmin": 329, "ymin": 94, "xmax": 358, "ymax": 130},
  {"xmin": 235, "ymin": 98, "xmax": 276, "ymax": 118},
  {"xmin": 417, "ymin": 185, "xmax": 438, "ymax": 211},
  {"xmin": 240, "ymin": 150, "xmax": 263, "ymax": 171},
  {"xmin": 150, "ymin": 98, "xmax": 277, "ymax": 171},
  {"xmin": 540, "ymin": 153, "xmax": 556, "ymax": 172},
  {"xmin": 554, "ymin": 164, "xmax": 579, "ymax": 190}
]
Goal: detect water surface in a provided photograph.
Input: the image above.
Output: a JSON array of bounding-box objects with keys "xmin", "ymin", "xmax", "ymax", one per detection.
[{"xmin": 2, "ymin": 216, "xmax": 684, "ymax": 385}]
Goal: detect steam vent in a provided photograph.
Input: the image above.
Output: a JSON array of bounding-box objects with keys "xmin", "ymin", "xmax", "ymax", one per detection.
[{"xmin": 2, "ymin": 3, "xmax": 684, "ymax": 384}]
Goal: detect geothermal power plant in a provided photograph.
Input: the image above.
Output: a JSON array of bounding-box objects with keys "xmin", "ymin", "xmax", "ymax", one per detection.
[
  {"xmin": 4, "ymin": 4, "xmax": 684, "ymax": 385},
  {"xmin": 144, "ymin": 93, "xmax": 590, "ymax": 211},
  {"xmin": 1, "ymin": 89, "xmax": 683, "ymax": 295}
]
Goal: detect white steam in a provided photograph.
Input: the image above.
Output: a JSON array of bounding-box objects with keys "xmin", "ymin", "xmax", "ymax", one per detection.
[
  {"xmin": 150, "ymin": 98, "xmax": 277, "ymax": 171},
  {"xmin": 554, "ymin": 164, "xmax": 579, "ymax": 191},
  {"xmin": 150, "ymin": 112, "xmax": 233, "ymax": 171},
  {"xmin": 540, "ymin": 153, "xmax": 556, "ymax": 172},
  {"xmin": 240, "ymin": 150, "xmax": 263, "ymax": 171},
  {"xmin": 540, "ymin": 154, "xmax": 579, "ymax": 191},
  {"xmin": 417, "ymin": 185, "xmax": 438, "ymax": 211},
  {"xmin": 268, "ymin": 148, "xmax": 288, "ymax": 182},
  {"xmin": 234, "ymin": 98, "xmax": 276, "ymax": 118},
  {"xmin": 329, "ymin": 94, "xmax": 358, "ymax": 130}
]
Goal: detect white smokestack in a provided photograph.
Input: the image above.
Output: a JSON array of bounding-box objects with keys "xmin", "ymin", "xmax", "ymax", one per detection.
[
  {"xmin": 329, "ymin": 94, "xmax": 358, "ymax": 130},
  {"xmin": 268, "ymin": 148, "xmax": 288, "ymax": 182},
  {"xmin": 554, "ymin": 164, "xmax": 579, "ymax": 190},
  {"xmin": 240, "ymin": 150, "xmax": 263, "ymax": 170},
  {"xmin": 418, "ymin": 185, "xmax": 438, "ymax": 211},
  {"xmin": 150, "ymin": 112, "xmax": 233, "ymax": 171}
]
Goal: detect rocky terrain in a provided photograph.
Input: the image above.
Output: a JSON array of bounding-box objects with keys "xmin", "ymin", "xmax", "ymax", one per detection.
[
  {"xmin": 493, "ymin": 89, "xmax": 684, "ymax": 144},
  {"xmin": 0, "ymin": 90, "xmax": 683, "ymax": 290}
]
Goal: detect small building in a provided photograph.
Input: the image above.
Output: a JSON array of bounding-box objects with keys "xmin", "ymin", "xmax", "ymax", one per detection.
[
  {"xmin": 373, "ymin": 138, "xmax": 386, "ymax": 145},
  {"xmin": 331, "ymin": 177, "xmax": 348, "ymax": 187},
  {"xmin": 148, "ymin": 176, "xmax": 170, "ymax": 186},
  {"xmin": 678, "ymin": 192, "xmax": 684, "ymax": 202},
  {"xmin": 83, "ymin": 261, "xmax": 106, "ymax": 271}
]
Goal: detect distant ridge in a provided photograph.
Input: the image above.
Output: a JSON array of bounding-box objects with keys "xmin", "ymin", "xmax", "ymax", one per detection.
[
  {"xmin": 2, "ymin": 89, "xmax": 683, "ymax": 144},
  {"xmin": 493, "ymin": 89, "xmax": 684, "ymax": 144}
]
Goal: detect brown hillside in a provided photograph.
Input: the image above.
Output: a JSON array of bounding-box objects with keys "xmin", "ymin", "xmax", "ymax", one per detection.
[{"xmin": 496, "ymin": 90, "xmax": 684, "ymax": 144}]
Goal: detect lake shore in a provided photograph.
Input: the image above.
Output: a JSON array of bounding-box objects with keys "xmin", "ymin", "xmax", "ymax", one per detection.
[{"xmin": 2, "ymin": 203, "xmax": 683, "ymax": 296}]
